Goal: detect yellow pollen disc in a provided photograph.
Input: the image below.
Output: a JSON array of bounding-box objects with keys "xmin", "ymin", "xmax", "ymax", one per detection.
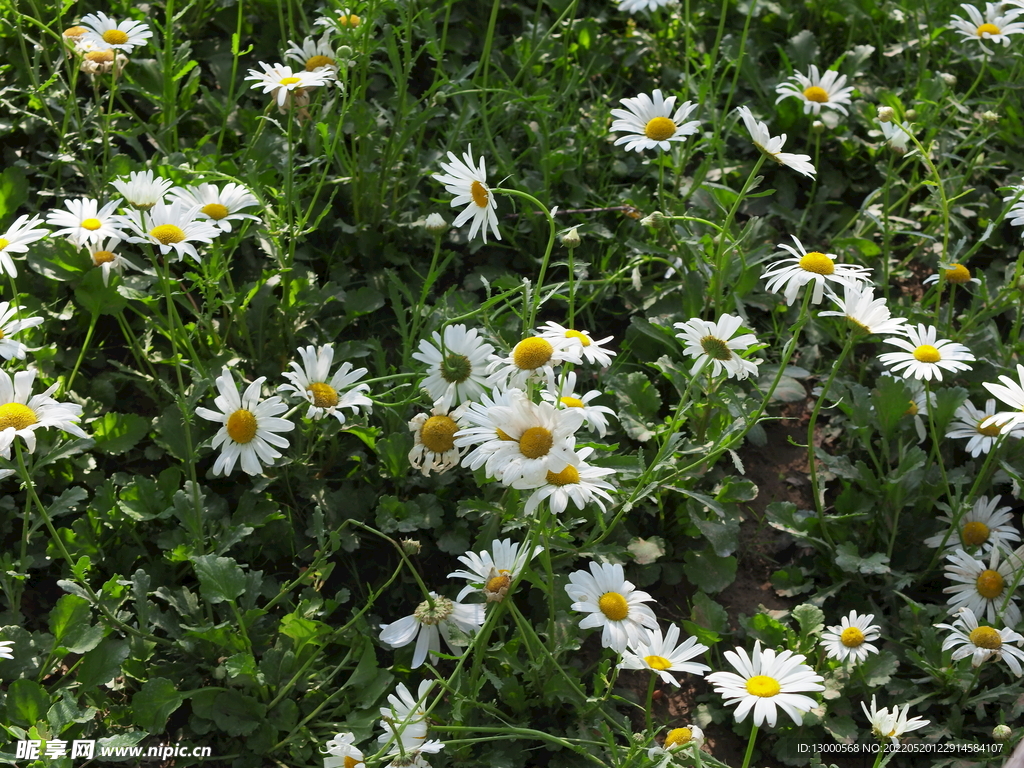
[
  {"xmin": 913, "ymin": 344, "xmax": 941, "ymax": 363},
  {"xmin": 546, "ymin": 464, "xmax": 580, "ymax": 485},
  {"xmin": 102, "ymin": 29, "xmax": 130, "ymax": 45},
  {"xmin": 840, "ymin": 627, "xmax": 865, "ymax": 647},
  {"xmin": 0, "ymin": 238, "xmax": 10, "ymax": 251},
  {"xmin": 976, "ymin": 569, "xmax": 1004, "ymax": 599},
  {"xmin": 149, "ymin": 224, "xmax": 186, "ymax": 245},
  {"xmin": 469, "ymin": 179, "xmax": 490, "ymax": 208},
  {"xmin": 305, "ymin": 55, "xmax": 335, "ymax": 71},
  {"xmin": 745, "ymin": 674, "xmax": 781, "ymax": 698},
  {"xmin": 598, "ymin": 591, "xmax": 629, "ymax": 621},
  {"xmin": 343, "ymin": 757, "xmax": 362, "ymax": 768},
  {"xmin": 92, "ymin": 250, "xmax": 117, "ymax": 266},
  {"xmin": 904, "ymin": 400, "xmax": 918, "ymax": 417},
  {"xmin": 798, "ymin": 251, "xmax": 835, "ymax": 275},
  {"xmin": 969, "ymin": 626, "xmax": 1003, "ymax": 649},
  {"xmin": 945, "ymin": 263, "xmax": 972, "ymax": 284},
  {"xmin": 63, "ymin": 26, "xmax": 87, "ymax": 38},
  {"xmin": 420, "ymin": 414, "xmax": 458, "ymax": 453},
  {"xmin": 644, "ymin": 116, "xmax": 677, "ymax": 142},
  {"xmin": 339, "ymin": 13, "xmax": 361, "ymax": 27},
  {"xmin": 201, "ymin": 203, "xmax": 229, "ymax": 220},
  {"xmin": 81, "ymin": 218, "xmax": 102, "ymax": 231},
  {"xmin": 308, "ymin": 381, "xmax": 339, "ymax": 409},
  {"xmin": 0, "ymin": 329, "xmax": 6, "ymax": 339},
  {"xmin": 0, "ymin": 402, "xmax": 37, "ymax": 431},
  {"xmin": 977, "ymin": 22, "xmax": 1001, "ymax": 36},
  {"xmin": 977, "ymin": 420, "xmax": 1002, "ymax": 437},
  {"xmin": 644, "ymin": 654, "xmax": 672, "ymax": 670},
  {"xmin": 486, "ymin": 574, "xmax": 511, "ymax": 593},
  {"xmin": 803, "ymin": 85, "xmax": 830, "ymax": 103},
  {"xmin": 664, "ymin": 728, "xmax": 693, "ymax": 747},
  {"xmin": 495, "ymin": 427, "xmax": 515, "ymax": 441},
  {"xmin": 565, "ymin": 329, "xmax": 591, "ymax": 346},
  {"xmin": 226, "ymin": 409, "xmax": 258, "ymax": 444},
  {"xmin": 962, "ymin": 521, "xmax": 990, "ymax": 547},
  {"xmin": 519, "ymin": 426, "xmax": 553, "ymax": 459},
  {"xmin": 560, "ymin": 396, "xmax": 584, "ymax": 408},
  {"xmin": 279, "ymin": 76, "xmax": 302, "ymax": 86},
  {"xmin": 512, "ymin": 337, "xmax": 554, "ymax": 370},
  {"xmin": 86, "ymin": 50, "xmax": 115, "ymax": 63}
]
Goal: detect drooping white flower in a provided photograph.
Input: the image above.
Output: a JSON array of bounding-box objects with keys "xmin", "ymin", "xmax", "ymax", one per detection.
[
  {"xmin": 736, "ymin": 106, "xmax": 816, "ymax": 178},
  {"xmin": 0, "ymin": 302, "xmax": 44, "ymax": 361},
  {"xmin": 408, "ymin": 404, "xmax": 465, "ymax": 476},
  {"xmin": 378, "ymin": 592, "xmax": 485, "ymax": 668},
  {"xmin": 762, "ymin": 236, "xmax": 872, "ymax": 305},
  {"xmin": 322, "ymin": 732, "xmax": 364, "ymax": 768},
  {"xmin": 861, "ymin": 695, "xmax": 929, "ymax": 745},
  {"xmin": 981, "ymin": 364, "xmax": 1024, "ymax": 433},
  {"xmin": 110, "ymin": 170, "xmax": 173, "ymax": 210},
  {"xmin": 820, "ymin": 283, "xmax": 908, "ymax": 336},
  {"xmin": 432, "ymin": 145, "xmax": 500, "ymax": 244}
]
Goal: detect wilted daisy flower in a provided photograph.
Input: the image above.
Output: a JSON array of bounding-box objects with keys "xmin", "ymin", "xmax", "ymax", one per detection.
[
  {"xmin": 278, "ymin": 344, "xmax": 371, "ymax": 424},
  {"xmin": 565, "ymin": 561, "xmax": 658, "ymax": 652},
  {"xmin": 195, "ymin": 367, "xmax": 295, "ymax": 476},
  {"xmin": 877, "ymin": 119, "xmax": 914, "ymax": 153},
  {"xmin": 540, "ymin": 371, "xmax": 616, "ymax": 437},
  {"xmin": 378, "ymin": 591, "xmax": 485, "ymax": 669},
  {"xmin": 878, "ymin": 324, "xmax": 974, "ymax": 382},
  {"xmin": 245, "ymin": 62, "xmax": 334, "ymax": 109},
  {"xmin": 120, "ymin": 199, "xmax": 221, "ymax": 263},
  {"xmin": 618, "ymin": 624, "xmax": 710, "ymax": 684},
  {"xmin": 861, "ymin": 695, "xmax": 929, "ymax": 745},
  {"xmin": 924, "ymin": 262, "xmax": 981, "ymax": 288},
  {"xmin": 610, "ymin": 89, "xmax": 700, "ymax": 153},
  {"xmin": 513, "ymin": 446, "xmax": 616, "ymax": 516},
  {"xmin": 322, "ymin": 732, "xmax": 364, "ymax": 768},
  {"xmin": 87, "ymin": 236, "xmax": 141, "ymax": 286},
  {"xmin": 774, "ymin": 65, "xmax": 855, "ymax": 116},
  {"xmin": 674, "ymin": 314, "xmax": 762, "ymax": 380},
  {"xmin": 981, "ymin": 364, "xmax": 1024, "ymax": 432},
  {"xmin": 627, "ymin": 536, "xmax": 665, "ymax": 565},
  {"xmin": 934, "ymin": 607, "xmax": 1024, "ymax": 676},
  {"xmin": 0, "ymin": 303, "xmax": 43, "ymax": 361},
  {"xmin": 77, "ymin": 43, "xmax": 127, "ymax": 76},
  {"xmin": 616, "ymin": 0, "xmax": 676, "ymax": 13},
  {"xmin": 110, "ymin": 170, "xmax": 173, "ymax": 211},
  {"xmin": 820, "ymin": 611, "xmax": 881, "ymax": 664},
  {"xmin": 79, "ymin": 11, "xmax": 152, "ymax": 53},
  {"xmin": 762, "ymin": 236, "xmax": 872, "ymax": 305},
  {"xmin": 0, "ymin": 214, "xmax": 48, "ymax": 278},
  {"xmin": 376, "ymin": 681, "xmax": 440, "ymax": 762},
  {"xmin": 948, "ymin": 399, "xmax": 1024, "ymax": 456},
  {"xmin": 705, "ymin": 640, "xmax": 825, "ymax": 727},
  {"xmin": 432, "ymin": 145, "xmax": 500, "ymax": 244},
  {"xmin": 411, "ymin": 324, "xmax": 494, "ymax": 412},
  {"xmin": 408, "ymin": 404, "xmax": 465, "ymax": 476},
  {"xmin": 901, "ymin": 377, "xmax": 937, "ymax": 444},
  {"xmin": 168, "ymin": 183, "xmax": 261, "ymax": 233},
  {"xmin": 537, "ymin": 321, "xmax": 616, "ymax": 367},
  {"xmin": 944, "ymin": 547, "xmax": 1022, "ymax": 626},
  {"xmin": 284, "ymin": 32, "xmax": 339, "ymax": 75},
  {"xmin": 736, "ymin": 106, "xmax": 816, "ymax": 178},
  {"xmin": 647, "ymin": 726, "xmax": 704, "ymax": 766},
  {"xmin": 820, "ymin": 284, "xmax": 908, "ymax": 336},
  {"xmin": 447, "ymin": 538, "xmax": 542, "ymax": 602},
  {"xmin": 46, "ymin": 197, "xmax": 123, "ymax": 248},
  {"xmin": 949, "ymin": 3, "xmax": 1024, "ymax": 49},
  {"xmin": 925, "ymin": 496, "xmax": 1021, "ymax": 554},
  {"xmin": 0, "ymin": 369, "xmax": 88, "ymax": 457}
]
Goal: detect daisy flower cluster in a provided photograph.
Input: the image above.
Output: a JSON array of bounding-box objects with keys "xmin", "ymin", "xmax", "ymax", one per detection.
[
  {"xmin": 62, "ymin": 11, "xmax": 152, "ymax": 75},
  {"xmin": 245, "ymin": 24, "xmax": 352, "ymax": 114}
]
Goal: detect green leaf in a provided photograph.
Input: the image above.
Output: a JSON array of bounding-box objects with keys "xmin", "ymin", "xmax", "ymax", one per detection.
[
  {"xmin": 191, "ymin": 555, "xmax": 246, "ymax": 604},
  {"xmin": 74, "ymin": 266, "xmax": 128, "ymax": 316},
  {"xmin": 792, "ymin": 603, "xmax": 825, "ymax": 639},
  {"xmin": 76, "ymin": 637, "xmax": 129, "ymax": 689},
  {"xmin": 92, "ymin": 412, "xmax": 150, "ymax": 455},
  {"xmin": 682, "ymin": 551, "xmax": 737, "ymax": 593},
  {"xmin": 835, "ymin": 542, "xmax": 890, "ymax": 575},
  {"xmin": 6, "ymin": 679, "xmax": 49, "ymax": 726},
  {"xmin": 872, "ymin": 376, "xmax": 911, "ymax": 442},
  {"xmin": 48, "ymin": 594, "xmax": 102, "ymax": 654},
  {"xmin": 690, "ymin": 591, "xmax": 729, "ymax": 633},
  {"xmin": 132, "ymin": 678, "xmax": 184, "ymax": 732},
  {"xmin": 346, "ymin": 286, "xmax": 385, "ymax": 317},
  {"xmin": 615, "ymin": 372, "xmax": 662, "ymax": 419},
  {"xmin": 192, "ymin": 689, "xmax": 267, "ymax": 736},
  {"xmin": 0, "ymin": 166, "xmax": 29, "ymax": 225},
  {"xmin": 860, "ymin": 649, "xmax": 899, "ymax": 687}
]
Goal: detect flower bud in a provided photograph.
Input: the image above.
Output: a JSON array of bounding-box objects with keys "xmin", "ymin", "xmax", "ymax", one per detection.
[
  {"xmin": 560, "ymin": 227, "xmax": 581, "ymax": 249},
  {"xmin": 400, "ymin": 538, "xmax": 422, "ymax": 555},
  {"xmin": 981, "ymin": 110, "xmax": 1000, "ymax": 125},
  {"xmin": 992, "ymin": 725, "xmax": 1012, "ymax": 742},
  {"xmin": 337, "ymin": 45, "xmax": 354, "ymax": 59},
  {"xmin": 905, "ymin": 108, "xmax": 918, "ymax": 121},
  {"xmin": 424, "ymin": 213, "xmax": 447, "ymax": 235},
  {"xmin": 877, "ymin": 106, "xmax": 895, "ymax": 123},
  {"xmin": 940, "ymin": 72, "xmax": 957, "ymax": 87},
  {"xmin": 811, "ymin": 120, "xmax": 825, "ymax": 134},
  {"xmin": 640, "ymin": 210, "xmax": 665, "ymax": 227}
]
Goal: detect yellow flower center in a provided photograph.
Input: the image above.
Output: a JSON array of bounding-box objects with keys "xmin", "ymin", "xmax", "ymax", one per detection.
[
  {"xmin": 150, "ymin": 224, "xmax": 186, "ymax": 245},
  {"xmin": 644, "ymin": 116, "xmax": 677, "ymax": 142},
  {"xmin": 343, "ymin": 757, "xmax": 362, "ymax": 768},
  {"xmin": 700, "ymin": 335, "xmax": 733, "ymax": 361},
  {"xmin": 420, "ymin": 414, "xmax": 458, "ymax": 453},
  {"xmin": 976, "ymin": 569, "xmax": 1004, "ymax": 599},
  {"xmin": 201, "ymin": 203, "xmax": 229, "ymax": 220},
  {"xmin": 307, "ymin": 381, "xmax": 339, "ymax": 409},
  {"xmin": 798, "ymin": 251, "xmax": 835, "ymax": 275},
  {"xmin": 81, "ymin": 217, "xmax": 102, "ymax": 231},
  {"xmin": 338, "ymin": 13, "xmax": 361, "ymax": 27},
  {"xmin": 512, "ymin": 337, "xmax": 554, "ymax": 370},
  {"xmin": 0, "ymin": 238, "xmax": 8, "ymax": 251},
  {"xmin": 226, "ymin": 409, "xmax": 258, "ymax": 443},
  {"xmin": 977, "ymin": 22, "xmax": 1001, "ymax": 36},
  {"xmin": 0, "ymin": 329, "xmax": 6, "ymax": 340},
  {"xmin": 495, "ymin": 427, "xmax": 515, "ymax": 441},
  {"xmin": 279, "ymin": 76, "xmax": 302, "ymax": 86},
  {"xmin": 92, "ymin": 250, "xmax": 117, "ymax": 266},
  {"xmin": 0, "ymin": 403, "xmax": 37, "ymax": 431},
  {"xmin": 305, "ymin": 55, "xmax": 335, "ymax": 71},
  {"xmin": 559, "ymin": 396, "xmax": 584, "ymax": 408},
  {"xmin": 961, "ymin": 521, "xmax": 991, "ymax": 547},
  {"xmin": 486, "ymin": 573, "xmax": 512, "ymax": 593},
  {"xmin": 664, "ymin": 728, "xmax": 693, "ymax": 747},
  {"xmin": 745, "ymin": 675, "xmax": 781, "ymax": 698},
  {"xmin": 102, "ymin": 29, "xmax": 130, "ymax": 46},
  {"xmin": 976, "ymin": 420, "xmax": 1002, "ymax": 437},
  {"xmin": 63, "ymin": 26, "xmax": 87, "ymax": 38},
  {"xmin": 519, "ymin": 426, "xmax": 553, "ymax": 458},
  {"xmin": 644, "ymin": 655, "xmax": 672, "ymax": 670},
  {"xmin": 945, "ymin": 263, "xmax": 972, "ymax": 284},
  {"xmin": 86, "ymin": 50, "xmax": 115, "ymax": 63},
  {"xmin": 598, "ymin": 591, "xmax": 629, "ymax": 621},
  {"xmin": 470, "ymin": 179, "xmax": 489, "ymax": 208},
  {"xmin": 904, "ymin": 400, "xmax": 918, "ymax": 417},
  {"xmin": 803, "ymin": 85, "xmax": 830, "ymax": 103},
  {"xmin": 969, "ymin": 626, "xmax": 1003, "ymax": 650},
  {"xmin": 565, "ymin": 329, "xmax": 591, "ymax": 346},
  {"xmin": 840, "ymin": 627, "xmax": 866, "ymax": 647},
  {"xmin": 546, "ymin": 464, "xmax": 580, "ymax": 485},
  {"xmin": 913, "ymin": 344, "xmax": 941, "ymax": 363}
]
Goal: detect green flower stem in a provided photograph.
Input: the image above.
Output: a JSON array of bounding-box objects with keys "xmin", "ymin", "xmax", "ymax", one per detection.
[
  {"xmin": 645, "ymin": 672, "xmax": 658, "ymax": 734},
  {"xmin": 904, "ymin": 133, "xmax": 952, "ymax": 308},
  {"xmin": 712, "ymin": 154, "xmax": 766, "ymax": 316},
  {"xmin": 63, "ymin": 312, "xmax": 98, "ymax": 396},
  {"xmin": 797, "ymin": 131, "xmax": 822, "ymax": 235},
  {"xmin": 871, "ymin": 744, "xmax": 886, "ymax": 768},
  {"xmin": 740, "ymin": 724, "xmax": 759, "ymax": 768},
  {"xmin": 492, "ymin": 187, "xmax": 557, "ymax": 332}
]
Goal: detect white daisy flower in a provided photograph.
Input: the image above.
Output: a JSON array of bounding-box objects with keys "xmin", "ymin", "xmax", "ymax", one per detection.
[
  {"xmin": 537, "ymin": 321, "xmax": 616, "ymax": 367},
  {"xmin": 110, "ymin": 170, "xmax": 174, "ymax": 211},
  {"xmin": 513, "ymin": 446, "xmax": 617, "ymax": 516},
  {"xmin": 408, "ymin": 404, "xmax": 465, "ymax": 476},
  {"xmin": 46, "ymin": 197, "xmax": 123, "ymax": 248},
  {"xmin": 948, "ymin": 399, "xmax": 1024, "ymax": 456},
  {"xmin": 861, "ymin": 695, "xmax": 929, "ymax": 745},
  {"xmin": 981, "ymin": 364, "xmax": 1024, "ymax": 432},
  {"xmin": 0, "ymin": 639, "xmax": 13, "ymax": 659},
  {"xmin": 0, "ymin": 303, "xmax": 42, "ymax": 361},
  {"xmin": 820, "ymin": 610, "xmax": 881, "ymax": 664},
  {"xmin": 448, "ymin": 388, "xmax": 528, "ymax": 474},
  {"xmin": 540, "ymin": 371, "xmax": 616, "ymax": 437},
  {"xmin": 674, "ymin": 314, "xmax": 762, "ymax": 380},
  {"xmin": 609, "ymin": 89, "xmax": 700, "ymax": 153},
  {"xmin": 736, "ymin": 106, "xmax": 816, "ymax": 178},
  {"xmin": 1003, "ymin": 184, "xmax": 1024, "ymax": 234},
  {"xmin": 943, "ymin": 547, "xmax": 1022, "ymax": 626},
  {"xmin": 77, "ymin": 44, "xmax": 127, "ymax": 76},
  {"xmin": 565, "ymin": 561, "xmax": 659, "ymax": 652},
  {"xmin": 878, "ymin": 324, "xmax": 975, "ymax": 382},
  {"xmin": 762, "ymin": 236, "xmax": 872, "ymax": 305},
  {"xmin": 487, "ymin": 336, "xmax": 582, "ymax": 391},
  {"xmin": 120, "ymin": 199, "xmax": 221, "ymax": 263},
  {"xmin": 0, "ymin": 214, "xmax": 48, "ymax": 278},
  {"xmin": 774, "ymin": 65, "xmax": 855, "ymax": 116},
  {"xmin": 820, "ymin": 283, "xmax": 908, "ymax": 336},
  {"xmin": 245, "ymin": 62, "xmax": 334, "ymax": 109},
  {"xmin": 378, "ymin": 592, "xmax": 485, "ymax": 669},
  {"xmin": 0, "ymin": 369, "xmax": 88, "ymax": 458},
  {"xmin": 278, "ymin": 344, "xmax": 371, "ymax": 424},
  {"xmin": 616, "ymin": 0, "xmax": 677, "ymax": 13},
  {"xmin": 168, "ymin": 183, "xmax": 261, "ymax": 233},
  {"xmin": 87, "ymin": 236, "xmax": 143, "ymax": 286},
  {"xmin": 618, "ymin": 623, "xmax": 711, "ymax": 684},
  {"xmin": 315, "ymin": 8, "xmax": 363, "ymax": 30},
  {"xmin": 377, "ymin": 681, "xmax": 439, "ymax": 761},
  {"xmin": 925, "ymin": 496, "xmax": 1021, "ymax": 554},
  {"xmin": 934, "ymin": 607, "xmax": 1024, "ymax": 677},
  {"xmin": 284, "ymin": 32, "xmax": 339, "ymax": 76},
  {"xmin": 705, "ymin": 640, "xmax": 825, "ymax": 727},
  {"xmin": 447, "ymin": 538, "xmax": 542, "ymax": 602},
  {"xmin": 949, "ymin": 3, "xmax": 1024, "ymax": 49},
  {"xmin": 900, "ymin": 377, "xmax": 937, "ymax": 444},
  {"xmin": 195, "ymin": 367, "xmax": 295, "ymax": 476},
  {"xmin": 877, "ymin": 119, "xmax": 914, "ymax": 153},
  {"xmin": 322, "ymin": 732, "xmax": 364, "ymax": 768},
  {"xmin": 923, "ymin": 262, "xmax": 981, "ymax": 288},
  {"xmin": 647, "ymin": 726, "xmax": 704, "ymax": 766},
  {"xmin": 411, "ymin": 324, "xmax": 495, "ymax": 412},
  {"xmin": 432, "ymin": 145, "xmax": 500, "ymax": 244},
  {"xmin": 79, "ymin": 11, "xmax": 152, "ymax": 53}
]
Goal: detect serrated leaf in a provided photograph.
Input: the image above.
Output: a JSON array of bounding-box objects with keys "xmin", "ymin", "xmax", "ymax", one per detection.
[
  {"xmin": 132, "ymin": 678, "xmax": 184, "ymax": 732},
  {"xmin": 835, "ymin": 542, "xmax": 890, "ymax": 575},
  {"xmin": 6, "ymin": 679, "xmax": 49, "ymax": 726},
  {"xmin": 92, "ymin": 412, "xmax": 150, "ymax": 455},
  {"xmin": 191, "ymin": 554, "xmax": 245, "ymax": 604},
  {"xmin": 792, "ymin": 603, "xmax": 825, "ymax": 638},
  {"xmin": 76, "ymin": 637, "xmax": 129, "ymax": 689}
]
